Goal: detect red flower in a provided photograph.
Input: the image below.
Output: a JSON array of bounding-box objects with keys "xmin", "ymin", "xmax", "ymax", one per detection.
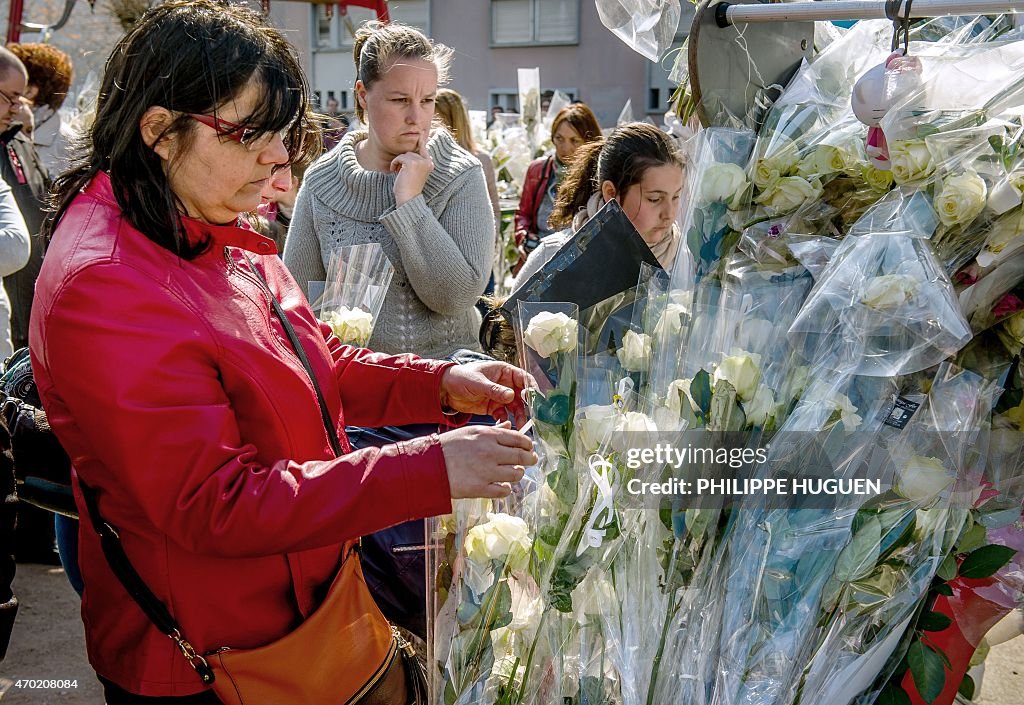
[{"xmin": 993, "ymin": 293, "xmax": 1024, "ymax": 319}]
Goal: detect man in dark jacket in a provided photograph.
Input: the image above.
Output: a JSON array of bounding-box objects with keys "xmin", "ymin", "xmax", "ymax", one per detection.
[
  {"xmin": 0, "ymin": 47, "xmax": 48, "ymax": 353},
  {"xmin": 0, "ymin": 48, "xmax": 54, "ymax": 566}
]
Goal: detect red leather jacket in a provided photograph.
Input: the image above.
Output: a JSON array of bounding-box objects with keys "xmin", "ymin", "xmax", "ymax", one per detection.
[
  {"xmin": 29, "ymin": 173, "xmax": 457, "ymax": 695},
  {"xmin": 513, "ymin": 156, "xmax": 555, "ymax": 247}
]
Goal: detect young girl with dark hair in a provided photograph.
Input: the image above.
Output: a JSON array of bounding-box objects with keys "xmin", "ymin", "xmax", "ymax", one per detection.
[{"xmin": 512, "ymin": 121, "xmax": 685, "ymax": 289}]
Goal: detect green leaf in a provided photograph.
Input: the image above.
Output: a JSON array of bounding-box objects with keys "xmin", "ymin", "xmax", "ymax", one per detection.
[
  {"xmin": 691, "ymin": 370, "xmax": 712, "ymax": 416},
  {"xmin": 989, "ymin": 134, "xmax": 1005, "ymax": 155},
  {"xmin": 959, "ymin": 544, "xmax": 1018, "ymax": 579},
  {"xmin": 958, "ymin": 674, "xmax": 976, "ymax": 700},
  {"xmin": 835, "ymin": 517, "xmax": 882, "ymax": 582},
  {"xmin": 534, "ymin": 391, "xmax": 572, "ymax": 426},
  {"xmin": 918, "ymin": 611, "xmax": 953, "ymax": 633},
  {"xmin": 957, "ymin": 522, "xmax": 987, "ymax": 554},
  {"xmin": 908, "ymin": 642, "xmax": 947, "ymax": 704},
  {"xmin": 917, "ymin": 124, "xmax": 941, "ymax": 138},
  {"xmin": 937, "ymin": 554, "xmax": 958, "ymax": 582},
  {"xmin": 934, "ymin": 582, "xmax": 954, "ymax": 597},
  {"xmin": 876, "ymin": 683, "xmax": 913, "ymax": 705}
]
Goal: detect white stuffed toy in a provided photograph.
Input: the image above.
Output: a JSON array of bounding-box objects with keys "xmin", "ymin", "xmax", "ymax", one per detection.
[{"xmin": 851, "ymin": 50, "xmax": 923, "ymax": 171}]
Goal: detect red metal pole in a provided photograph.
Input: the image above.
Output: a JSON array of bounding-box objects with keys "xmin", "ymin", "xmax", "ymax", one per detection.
[{"xmin": 6, "ymin": 0, "xmax": 24, "ymax": 44}]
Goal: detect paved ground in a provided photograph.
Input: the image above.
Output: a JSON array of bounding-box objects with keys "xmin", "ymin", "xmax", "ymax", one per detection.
[{"xmin": 0, "ymin": 564, "xmax": 1021, "ymax": 704}]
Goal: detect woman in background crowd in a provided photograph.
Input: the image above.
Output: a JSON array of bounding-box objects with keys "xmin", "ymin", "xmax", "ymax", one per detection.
[
  {"xmin": 513, "ymin": 102, "xmax": 601, "ymax": 270},
  {"xmin": 285, "ymin": 22, "xmax": 493, "ymax": 359},
  {"xmin": 513, "ymin": 121, "xmax": 685, "ymax": 289},
  {"xmin": 8, "ymin": 43, "xmax": 73, "ymax": 174}
]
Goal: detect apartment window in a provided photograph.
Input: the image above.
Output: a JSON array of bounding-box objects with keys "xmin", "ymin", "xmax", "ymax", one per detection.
[
  {"xmin": 488, "ymin": 92, "xmax": 520, "ymax": 112},
  {"xmin": 491, "ymin": 0, "xmax": 578, "ymax": 46}
]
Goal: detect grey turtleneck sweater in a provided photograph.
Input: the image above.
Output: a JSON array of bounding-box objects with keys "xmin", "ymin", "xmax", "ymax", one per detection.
[{"xmin": 284, "ymin": 129, "xmax": 492, "ymax": 358}]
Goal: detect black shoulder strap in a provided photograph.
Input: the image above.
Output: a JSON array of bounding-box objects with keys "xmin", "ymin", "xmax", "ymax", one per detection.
[
  {"xmin": 78, "ymin": 480, "xmax": 215, "ymax": 684},
  {"xmin": 243, "ymin": 254, "xmax": 342, "ymax": 457},
  {"xmin": 80, "ymin": 252, "xmax": 346, "ymax": 685}
]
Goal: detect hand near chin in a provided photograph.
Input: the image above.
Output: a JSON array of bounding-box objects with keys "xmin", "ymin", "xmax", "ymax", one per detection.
[{"xmin": 391, "ymin": 136, "xmax": 433, "ymax": 207}]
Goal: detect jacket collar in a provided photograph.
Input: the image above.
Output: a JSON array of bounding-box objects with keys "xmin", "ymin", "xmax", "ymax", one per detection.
[
  {"xmin": 85, "ymin": 171, "xmax": 279, "ymax": 256},
  {"xmin": 0, "ymin": 123, "xmax": 23, "ymax": 143}
]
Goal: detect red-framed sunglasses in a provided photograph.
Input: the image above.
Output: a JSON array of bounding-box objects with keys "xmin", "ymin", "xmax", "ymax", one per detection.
[{"xmin": 188, "ymin": 113, "xmax": 288, "ymax": 151}]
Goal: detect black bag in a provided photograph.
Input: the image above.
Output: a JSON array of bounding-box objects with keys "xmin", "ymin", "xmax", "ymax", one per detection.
[
  {"xmin": 0, "ymin": 349, "xmax": 74, "ymax": 517},
  {"xmin": 353, "ymin": 349, "xmax": 497, "ymax": 642}
]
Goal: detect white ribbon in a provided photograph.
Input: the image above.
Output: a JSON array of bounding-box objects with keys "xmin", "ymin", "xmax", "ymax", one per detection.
[{"xmin": 576, "ymin": 454, "xmax": 621, "ymax": 557}]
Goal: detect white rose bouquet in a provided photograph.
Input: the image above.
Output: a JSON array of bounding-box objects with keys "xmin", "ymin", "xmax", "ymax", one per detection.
[
  {"xmin": 317, "ymin": 243, "xmax": 394, "ymax": 347},
  {"xmin": 681, "ymin": 128, "xmax": 757, "ymax": 281}
]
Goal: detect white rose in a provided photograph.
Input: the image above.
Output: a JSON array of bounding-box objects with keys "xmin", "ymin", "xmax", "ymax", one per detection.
[
  {"xmin": 618, "ymin": 330, "xmax": 652, "ymax": 372},
  {"xmin": 980, "ymin": 209, "xmax": 1024, "ymax": 263},
  {"xmin": 701, "ymin": 162, "xmax": 749, "ymax": 209},
  {"xmin": 805, "ymin": 386, "xmax": 862, "ymax": 431},
  {"xmin": 666, "ymin": 378, "xmax": 699, "ymax": 417},
  {"xmin": 508, "ymin": 580, "xmax": 544, "ymax": 635},
  {"xmin": 576, "ymin": 404, "xmax": 619, "ymax": 452},
  {"xmin": 862, "ymin": 166, "xmax": 895, "ymax": 193},
  {"xmin": 934, "ymin": 171, "xmax": 987, "ymax": 228},
  {"xmin": 713, "ymin": 351, "xmax": 762, "ymax": 402},
  {"xmin": 523, "ymin": 311, "xmax": 578, "ymax": 358},
  {"xmin": 611, "ymin": 411, "xmax": 658, "ymax": 455},
  {"xmin": 795, "ymin": 145, "xmax": 847, "ymax": 178},
  {"xmin": 896, "ymin": 454, "xmax": 954, "ymax": 505},
  {"xmin": 654, "ymin": 302, "xmax": 688, "ymax": 340},
  {"xmin": 570, "ymin": 571, "xmax": 617, "ymax": 618},
  {"xmin": 753, "ymin": 160, "xmax": 782, "ymax": 191},
  {"xmin": 323, "ymin": 306, "xmax": 374, "ymax": 345},
  {"xmin": 889, "ymin": 140, "xmax": 934, "ymax": 184},
  {"xmin": 829, "ymin": 391, "xmax": 862, "ymax": 431},
  {"xmin": 743, "ymin": 385, "xmax": 776, "ymax": 427},
  {"xmin": 755, "ymin": 176, "xmax": 824, "ymax": 214},
  {"xmin": 860, "ymin": 274, "xmax": 919, "ymax": 310},
  {"xmin": 464, "ymin": 513, "xmax": 533, "ymax": 570},
  {"xmin": 759, "ymin": 138, "xmax": 801, "ymax": 175}
]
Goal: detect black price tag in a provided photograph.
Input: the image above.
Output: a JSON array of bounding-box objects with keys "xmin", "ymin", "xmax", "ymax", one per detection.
[{"xmin": 884, "ymin": 397, "xmax": 920, "ymax": 429}]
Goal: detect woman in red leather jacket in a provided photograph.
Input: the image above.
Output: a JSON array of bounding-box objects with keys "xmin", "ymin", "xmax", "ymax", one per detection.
[
  {"xmin": 29, "ymin": 2, "xmax": 535, "ymax": 702},
  {"xmin": 513, "ymin": 103, "xmax": 601, "ymax": 271}
]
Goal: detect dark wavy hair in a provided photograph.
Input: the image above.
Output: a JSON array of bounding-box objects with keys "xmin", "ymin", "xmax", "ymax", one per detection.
[
  {"xmin": 8, "ymin": 43, "xmax": 72, "ymax": 111},
  {"xmin": 549, "ymin": 122, "xmax": 681, "ymax": 230},
  {"xmin": 44, "ymin": 0, "xmax": 320, "ymax": 260}
]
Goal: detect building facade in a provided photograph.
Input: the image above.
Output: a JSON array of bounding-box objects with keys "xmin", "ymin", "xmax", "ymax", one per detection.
[{"xmin": 270, "ymin": 0, "xmax": 693, "ymax": 128}]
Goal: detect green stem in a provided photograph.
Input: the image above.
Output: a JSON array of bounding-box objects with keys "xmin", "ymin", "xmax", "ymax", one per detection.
[
  {"xmin": 647, "ymin": 541, "xmax": 685, "ymax": 705},
  {"xmin": 513, "ymin": 608, "xmax": 550, "ymax": 705}
]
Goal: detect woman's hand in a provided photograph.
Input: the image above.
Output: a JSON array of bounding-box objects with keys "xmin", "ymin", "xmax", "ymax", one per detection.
[
  {"xmin": 440, "ymin": 422, "xmax": 536, "ymax": 499},
  {"xmin": 439, "ymin": 361, "xmax": 536, "ymax": 427},
  {"xmin": 391, "ymin": 137, "xmax": 434, "ymax": 207}
]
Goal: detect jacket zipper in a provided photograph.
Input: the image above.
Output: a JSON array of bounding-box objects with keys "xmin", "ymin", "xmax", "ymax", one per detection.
[
  {"xmin": 392, "ymin": 544, "xmax": 426, "ymax": 554},
  {"xmin": 342, "ymin": 637, "xmax": 399, "ymax": 705}
]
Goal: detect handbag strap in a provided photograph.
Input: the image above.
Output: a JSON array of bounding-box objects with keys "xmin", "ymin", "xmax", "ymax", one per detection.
[
  {"xmin": 78, "ymin": 252, "xmax": 349, "ymax": 686},
  {"xmin": 78, "ymin": 480, "xmax": 216, "ymax": 684},
  {"xmin": 243, "ymin": 254, "xmax": 342, "ymax": 457}
]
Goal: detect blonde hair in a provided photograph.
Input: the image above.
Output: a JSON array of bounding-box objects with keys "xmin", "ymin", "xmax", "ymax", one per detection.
[
  {"xmin": 352, "ymin": 21, "xmax": 453, "ymax": 122},
  {"xmin": 434, "ymin": 88, "xmax": 476, "ymax": 152}
]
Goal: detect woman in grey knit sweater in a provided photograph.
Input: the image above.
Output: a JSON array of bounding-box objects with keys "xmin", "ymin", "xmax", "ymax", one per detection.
[{"xmin": 284, "ymin": 22, "xmax": 492, "ymax": 359}]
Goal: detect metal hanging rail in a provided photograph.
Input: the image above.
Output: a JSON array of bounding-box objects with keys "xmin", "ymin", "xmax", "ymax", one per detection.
[{"xmin": 716, "ymin": 0, "xmax": 1024, "ymax": 27}]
